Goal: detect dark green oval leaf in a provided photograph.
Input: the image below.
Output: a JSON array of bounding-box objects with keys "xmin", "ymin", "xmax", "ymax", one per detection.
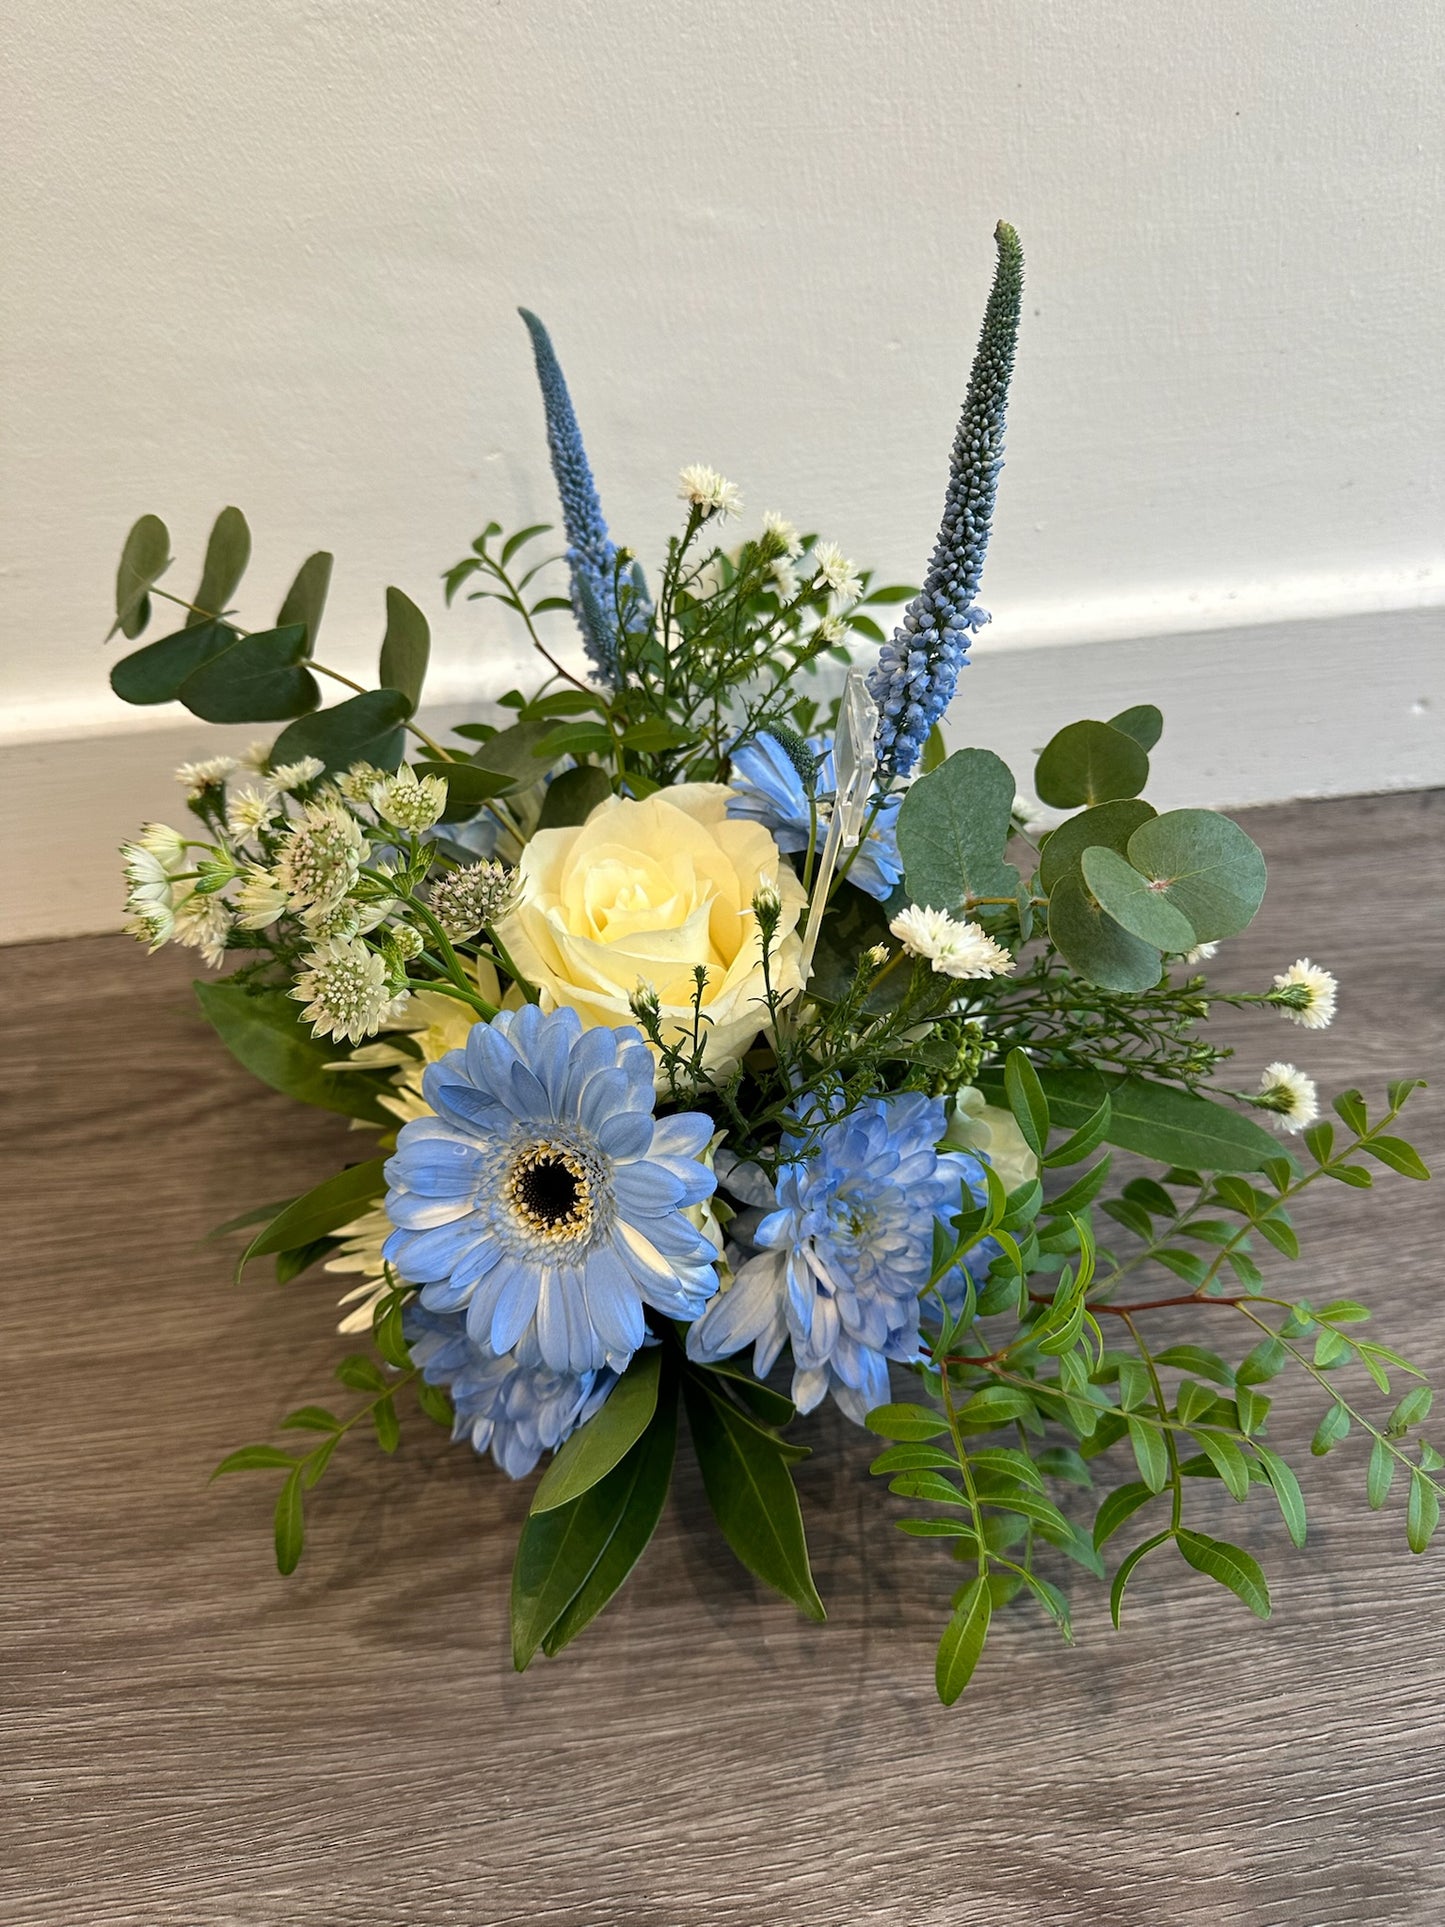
[
  {"xmin": 194, "ymin": 980, "xmax": 392, "ymax": 1123},
  {"xmin": 189, "ymin": 506, "xmax": 252, "ymax": 625},
  {"xmin": 1047, "ymin": 868, "xmax": 1163, "ymax": 991},
  {"xmin": 270, "ymin": 687, "xmax": 411, "ymax": 775},
  {"xmin": 532, "ymin": 1350, "xmax": 662, "ymax": 1512},
  {"xmin": 178, "ymin": 623, "xmax": 319, "ymax": 724},
  {"xmin": 1037, "ymin": 798, "xmax": 1156, "ymax": 894},
  {"xmin": 1176, "ymin": 1528, "xmax": 1271, "ymax": 1618},
  {"xmin": 113, "ymin": 512, "xmax": 172, "ymax": 638},
  {"xmin": 378, "ymin": 586, "xmax": 430, "ymax": 711},
  {"xmin": 896, "ymin": 746, "xmax": 1020, "ymax": 912},
  {"xmin": 1035, "ymin": 719, "xmax": 1149, "ymax": 810},
  {"xmin": 277, "ymin": 551, "xmax": 334, "ymax": 652}
]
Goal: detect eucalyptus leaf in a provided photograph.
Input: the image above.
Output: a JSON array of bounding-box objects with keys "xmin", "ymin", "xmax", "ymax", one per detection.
[
  {"xmin": 269, "ymin": 688, "xmax": 411, "ymax": 775},
  {"xmin": 110, "ymin": 619, "xmax": 237, "ymax": 706},
  {"xmin": 112, "ymin": 513, "xmax": 172, "ymax": 638},
  {"xmin": 1035, "ymin": 720, "xmax": 1149, "ymax": 810},
  {"xmin": 1047, "ymin": 868, "xmax": 1163, "ymax": 991},
  {"xmin": 1037, "ymin": 798, "xmax": 1156, "ymax": 894},
  {"xmin": 1080, "ymin": 846, "xmax": 1197, "ymax": 952},
  {"xmin": 1106, "ymin": 703, "xmax": 1164, "ymax": 751},
  {"xmin": 276, "ymin": 552, "xmax": 334, "ymax": 651},
  {"xmin": 378, "ymin": 587, "xmax": 430, "ymax": 711},
  {"xmin": 189, "ymin": 506, "xmax": 252, "ymax": 625},
  {"xmin": 1125, "ymin": 810, "xmax": 1267, "ymax": 942},
  {"xmin": 896, "ymin": 747, "xmax": 1019, "ymax": 911},
  {"xmin": 177, "ymin": 624, "xmax": 319, "ymax": 724},
  {"xmin": 537, "ymin": 764, "xmax": 612, "ymax": 830}
]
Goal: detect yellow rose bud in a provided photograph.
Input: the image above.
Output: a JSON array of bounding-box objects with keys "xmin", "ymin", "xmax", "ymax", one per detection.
[{"xmin": 497, "ymin": 784, "xmax": 805, "ymax": 1072}]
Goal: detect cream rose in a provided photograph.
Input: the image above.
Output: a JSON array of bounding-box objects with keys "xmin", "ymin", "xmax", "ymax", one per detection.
[{"xmin": 496, "ymin": 783, "xmax": 805, "ymax": 1071}]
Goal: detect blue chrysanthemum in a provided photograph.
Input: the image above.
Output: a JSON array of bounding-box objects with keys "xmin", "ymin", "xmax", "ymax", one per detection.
[
  {"xmin": 404, "ymin": 1304, "xmax": 616, "ymax": 1479},
  {"xmin": 383, "ymin": 1005, "xmax": 719, "ymax": 1375},
  {"xmin": 519, "ymin": 308, "xmax": 652, "ymax": 685},
  {"xmin": 686, "ymin": 1093, "xmax": 974, "ymax": 1423},
  {"xmin": 869, "ymin": 223, "xmax": 1022, "ymax": 778},
  {"xmin": 726, "ymin": 732, "xmax": 903, "ymax": 902}
]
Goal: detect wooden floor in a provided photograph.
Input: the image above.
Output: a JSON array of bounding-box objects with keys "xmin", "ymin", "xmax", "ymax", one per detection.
[{"xmin": 4, "ymin": 788, "xmax": 1444, "ymax": 1927}]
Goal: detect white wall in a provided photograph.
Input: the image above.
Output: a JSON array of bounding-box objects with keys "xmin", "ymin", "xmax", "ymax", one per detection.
[{"xmin": 3, "ymin": 0, "xmax": 1443, "ymax": 936}]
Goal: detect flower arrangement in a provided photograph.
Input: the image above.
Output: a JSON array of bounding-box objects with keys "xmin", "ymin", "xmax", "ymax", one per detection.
[{"xmin": 111, "ymin": 225, "xmax": 1436, "ymax": 1703}]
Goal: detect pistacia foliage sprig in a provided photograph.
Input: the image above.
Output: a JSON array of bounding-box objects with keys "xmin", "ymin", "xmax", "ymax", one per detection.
[{"xmin": 107, "ymin": 225, "xmax": 1435, "ymax": 1705}]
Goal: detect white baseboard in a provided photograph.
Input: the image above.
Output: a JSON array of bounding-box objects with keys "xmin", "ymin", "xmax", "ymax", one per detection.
[{"xmin": 7, "ymin": 604, "xmax": 1442, "ymax": 945}]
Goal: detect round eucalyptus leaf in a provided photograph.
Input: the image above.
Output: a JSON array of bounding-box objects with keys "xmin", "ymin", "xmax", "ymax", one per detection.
[
  {"xmin": 1106, "ymin": 703, "xmax": 1164, "ymax": 752},
  {"xmin": 269, "ymin": 687, "xmax": 411, "ymax": 775},
  {"xmin": 1081, "ymin": 846, "xmax": 1197, "ymax": 952},
  {"xmin": 110, "ymin": 619, "xmax": 235, "ymax": 706},
  {"xmin": 1048, "ymin": 868, "xmax": 1163, "ymax": 992},
  {"xmin": 178, "ymin": 624, "xmax": 319, "ymax": 724},
  {"xmin": 378, "ymin": 587, "xmax": 429, "ymax": 713},
  {"xmin": 1035, "ymin": 720, "xmax": 1150, "ymax": 810},
  {"xmin": 1037, "ymin": 798, "xmax": 1156, "ymax": 893},
  {"xmin": 276, "ymin": 552, "xmax": 334, "ymax": 654},
  {"xmin": 1126, "ymin": 809, "xmax": 1267, "ymax": 942}
]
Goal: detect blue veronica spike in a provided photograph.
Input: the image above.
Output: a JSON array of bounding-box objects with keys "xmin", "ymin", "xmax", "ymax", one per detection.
[
  {"xmin": 518, "ymin": 308, "xmax": 651, "ymax": 684},
  {"xmin": 869, "ymin": 223, "xmax": 1023, "ymax": 778}
]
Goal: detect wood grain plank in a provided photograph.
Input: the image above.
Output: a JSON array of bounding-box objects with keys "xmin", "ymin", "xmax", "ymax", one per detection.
[{"xmin": 3, "ymin": 789, "xmax": 1443, "ymax": 1926}]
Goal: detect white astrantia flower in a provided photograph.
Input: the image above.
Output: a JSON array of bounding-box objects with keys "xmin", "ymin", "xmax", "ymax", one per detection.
[
  {"xmin": 172, "ymin": 891, "xmax": 233, "ymax": 968},
  {"xmin": 678, "ymin": 464, "xmax": 742, "ymax": 519},
  {"xmin": 1257, "ymin": 1061, "xmax": 1319, "ymax": 1132},
  {"xmin": 811, "ymin": 541, "xmax": 864, "ymax": 605},
  {"xmin": 234, "ymin": 863, "xmax": 289, "ymax": 929},
  {"xmin": 301, "ymin": 895, "xmax": 391, "ymax": 941},
  {"xmin": 371, "ymin": 765, "xmax": 448, "ymax": 833},
  {"xmin": 291, "ymin": 935, "xmax": 411, "ymax": 1044},
  {"xmin": 276, "ymin": 800, "xmax": 367, "ymax": 910},
  {"xmin": 1271, "ymin": 958, "xmax": 1338, "ymax": 1030},
  {"xmin": 762, "ymin": 511, "xmax": 803, "ymax": 559},
  {"xmin": 428, "ymin": 860, "xmax": 517, "ymax": 940},
  {"xmin": 889, "ymin": 904, "xmax": 1014, "ymax": 980},
  {"xmin": 121, "ymin": 840, "xmax": 187, "ymax": 948},
  {"xmin": 336, "ymin": 761, "xmax": 388, "ymax": 806},
  {"xmin": 269, "ymin": 756, "xmax": 326, "ymax": 792},
  {"xmin": 227, "ymin": 786, "xmax": 281, "ymax": 840},
  {"xmin": 136, "ymin": 821, "xmax": 188, "ymax": 866},
  {"xmin": 175, "ymin": 755, "xmax": 238, "ymax": 798}
]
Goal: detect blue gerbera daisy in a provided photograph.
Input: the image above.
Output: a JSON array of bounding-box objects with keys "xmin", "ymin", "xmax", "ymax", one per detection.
[
  {"xmin": 404, "ymin": 1304, "xmax": 617, "ymax": 1479},
  {"xmin": 383, "ymin": 1005, "xmax": 720, "ymax": 1376},
  {"xmin": 686, "ymin": 1092, "xmax": 975, "ymax": 1423},
  {"xmin": 726, "ymin": 732, "xmax": 903, "ymax": 901}
]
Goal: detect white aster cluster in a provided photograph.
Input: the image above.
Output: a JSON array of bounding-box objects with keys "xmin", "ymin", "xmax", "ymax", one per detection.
[
  {"xmin": 810, "ymin": 541, "xmax": 864, "ymax": 607},
  {"xmin": 678, "ymin": 464, "xmax": 742, "ymax": 520},
  {"xmin": 889, "ymin": 904, "xmax": 1015, "ymax": 980},
  {"xmin": 1256, "ymin": 1061, "xmax": 1319, "ymax": 1132},
  {"xmin": 1270, "ymin": 958, "xmax": 1338, "ymax": 1030}
]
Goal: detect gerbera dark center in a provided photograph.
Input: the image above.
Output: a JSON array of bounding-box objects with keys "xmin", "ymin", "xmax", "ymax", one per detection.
[{"xmin": 506, "ymin": 1142, "xmax": 593, "ymax": 1239}]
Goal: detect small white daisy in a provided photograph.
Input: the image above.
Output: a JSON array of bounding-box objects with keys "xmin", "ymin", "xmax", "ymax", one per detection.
[
  {"xmin": 889, "ymin": 904, "xmax": 1015, "ymax": 980},
  {"xmin": 175, "ymin": 755, "xmax": 238, "ymax": 798},
  {"xmin": 762, "ymin": 511, "xmax": 803, "ymax": 559},
  {"xmin": 769, "ymin": 557, "xmax": 801, "ymax": 602},
  {"xmin": 1256, "ymin": 1061, "xmax": 1319, "ymax": 1132},
  {"xmin": 678, "ymin": 464, "xmax": 742, "ymax": 519},
  {"xmin": 291, "ymin": 935, "xmax": 411, "ymax": 1044},
  {"xmin": 1182, "ymin": 942, "xmax": 1219, "ymax": 965},
  {"xmin": 1270, "ymin": 958, "xmax": 1338, "ymax": 1030},
  {"xmin": 811, "ymin": 542, "xmax": 864, "ymax": 606},
  {"xmin": 269, "ymin": 755, "xmax": 326, "ymax": 793},
  {"xmin": 814, "ymin": 614, "xmax": 851, "ymax": 646}
]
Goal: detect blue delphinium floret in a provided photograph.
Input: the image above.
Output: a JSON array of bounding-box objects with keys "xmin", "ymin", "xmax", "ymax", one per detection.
[
  {"xmin": 383, "ymin": 1004, "xmax": 720, "ymax": 1376},
  {"xmin": 404, "ymin": 1304, "xmax": 616, "ymax": 1479},
  {"xmin": 686, "ymin": 1093, "xmax": 976, "ymax": 1423},
  {"xmin": 726, "ymin": 731, "xmax": 903, "ymax": 901},
  {"xmin": 869, "ymin": 222, "xmax": 1023, "ymax": 778},
  {"xmin": 519, "ymin": 308, "xmax": 651, "ymax": 684}
]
